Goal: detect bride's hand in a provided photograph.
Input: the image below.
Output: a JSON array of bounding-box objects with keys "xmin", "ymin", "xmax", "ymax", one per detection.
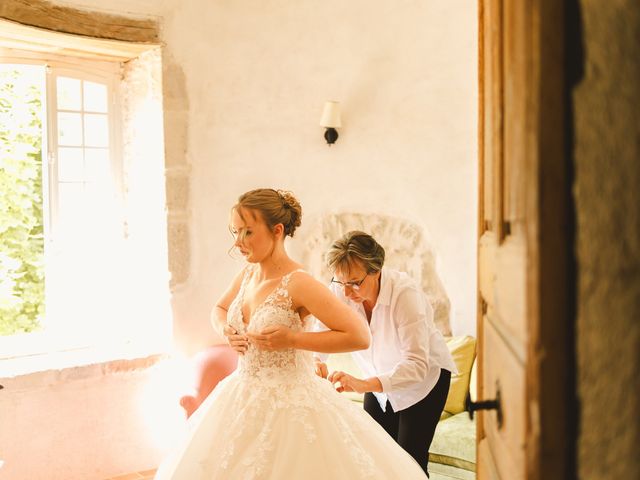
[
  {"xmin": 223, "ymin": 325, "xmax": 249, "ymax": 355},
  {"xmin": 328, "ymin": 371, "xmax": 365, "ymax": 393},
  {"xmin": 247, "ymin": 325, "xmax": 296, "ymax": 351}
]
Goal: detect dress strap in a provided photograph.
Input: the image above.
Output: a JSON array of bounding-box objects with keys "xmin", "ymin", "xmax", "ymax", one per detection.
[
  {"xmin": 239, "ymin": 264, "xmax": 256, "ymax": 294},
  {"xmin": 286, "ymin": 268, "xmax": 306, "ymax": 276},
  {"xmin": 279, "ymin": 268, "xmax": 305, "ymax": 290}
]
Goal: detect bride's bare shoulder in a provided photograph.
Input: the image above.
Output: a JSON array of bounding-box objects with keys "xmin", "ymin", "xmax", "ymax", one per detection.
[{"xmin": 288, "ymin": 270, "xmax": 330, "ymax": 296}]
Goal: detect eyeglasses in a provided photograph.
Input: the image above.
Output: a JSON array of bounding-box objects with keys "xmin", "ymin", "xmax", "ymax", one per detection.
[{"xmin": 330, "ymin": 274, "xmax": 368, "ymax": 291}]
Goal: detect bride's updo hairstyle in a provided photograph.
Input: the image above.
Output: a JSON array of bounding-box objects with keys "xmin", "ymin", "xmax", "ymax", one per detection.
[{"xmin": 234, "ymin": 188, "xmax": 302, "ymax": 238}]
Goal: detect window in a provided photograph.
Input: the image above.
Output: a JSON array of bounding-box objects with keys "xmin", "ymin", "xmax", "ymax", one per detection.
[
  {"xmin": 51, "ymin": 70, "xmax": 120, "ymax": 245},
  {"xmin": 0, "ymin": 45, "xmax": 170, "ymax": 361}
]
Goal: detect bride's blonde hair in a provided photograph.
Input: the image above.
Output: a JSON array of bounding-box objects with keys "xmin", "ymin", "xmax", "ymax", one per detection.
[{"xmin": 232, "ymin": 188, "xmax": 302, "ymax": 238}]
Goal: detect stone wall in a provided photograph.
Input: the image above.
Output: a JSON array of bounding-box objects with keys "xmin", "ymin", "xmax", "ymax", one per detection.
[{"xmin": 573, "ymin": 1, "xmax": 640, "ymax": 478}]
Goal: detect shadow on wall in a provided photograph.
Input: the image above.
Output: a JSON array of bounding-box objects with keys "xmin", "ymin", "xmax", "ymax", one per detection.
[{"xmin": 295, "ymin": 212, "xmax": 452, "ymax": 336}]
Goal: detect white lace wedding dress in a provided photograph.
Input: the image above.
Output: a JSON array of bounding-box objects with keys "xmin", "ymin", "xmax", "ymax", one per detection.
[{"xmin": 155, "ymin": 267, "xmax": 427, "ymax": 479}]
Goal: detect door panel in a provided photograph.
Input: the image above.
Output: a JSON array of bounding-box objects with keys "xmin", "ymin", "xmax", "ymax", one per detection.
[
  {"xmin": 482, "ymin": 319, "xmax": 525, "ymax": 479},
  {"xmin": 478, "ymin": 440, "xmax": 501, "ymax": 480},
  {"xmin": 503, "ymin": 0, "xmax": 527, "ymax": 222},
  {"xmin": 478, "ymin": 233, "xmax": 495, "ymax": 305},
  {"xmin": 477, "ymin": 1, "xmax": 567, "ymax": 479},
  {"xmin": 492, "ymin": 236, "xmax": 527, "ymax": 357},
  {"xmin": 477, "ymin": 0, "xmax": 533, "ymax": 478},
  {"xmin": 478, "ymin": 236, "xmax": 528, "ymax": 363},
  {"xmin": 481, "ymin": 0, "xmax": 502, "ymax": 230}
]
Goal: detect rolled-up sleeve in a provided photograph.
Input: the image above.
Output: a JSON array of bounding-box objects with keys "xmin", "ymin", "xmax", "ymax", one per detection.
[{"xmin": 376, "ymin": 289, "xmax": 431, "ymax": 392}]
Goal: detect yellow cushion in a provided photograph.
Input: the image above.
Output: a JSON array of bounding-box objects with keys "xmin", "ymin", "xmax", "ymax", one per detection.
[
  {"xmin": 443, "ymin": 335, "xmax": 477, "ymax": 415},
  {"xmin": 469, "ymin": 356, "xmax": 477, "ymax": 402}
]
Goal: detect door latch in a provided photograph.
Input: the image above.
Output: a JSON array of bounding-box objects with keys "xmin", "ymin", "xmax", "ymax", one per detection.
[{"xmin": 466, "ymin": 380, "xmax": 503, "ymax": 428}]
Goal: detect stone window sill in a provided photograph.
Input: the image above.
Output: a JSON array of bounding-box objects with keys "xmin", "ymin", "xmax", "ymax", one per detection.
[{"xmin": 0, "ymin": 342, "xmax": 168, "ymax": 387}]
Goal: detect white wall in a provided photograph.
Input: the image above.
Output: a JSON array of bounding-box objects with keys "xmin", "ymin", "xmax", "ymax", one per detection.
[{"xmin": 159, "ymin": 0, "xmax": 478, "ymax": 350}]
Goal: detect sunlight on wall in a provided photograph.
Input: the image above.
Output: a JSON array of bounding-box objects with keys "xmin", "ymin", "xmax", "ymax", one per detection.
[
  {"xmin": 119, "ymin": 47, "xmax": 172, "ymax": 349},
  {"xmin": 136, "ymin": 355, "xmax": 191, "ymax": 451}
]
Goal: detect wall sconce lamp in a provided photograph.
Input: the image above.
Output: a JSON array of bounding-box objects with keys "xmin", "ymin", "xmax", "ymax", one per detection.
[{"xmin": 319, "ymin": 101, "xmax": 341, "ymax": 145}]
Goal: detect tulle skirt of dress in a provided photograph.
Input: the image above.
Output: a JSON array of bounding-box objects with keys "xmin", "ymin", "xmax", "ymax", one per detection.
[{"xmin": 154, "ymin": 369, "xmax": 427, "ymax": 480}]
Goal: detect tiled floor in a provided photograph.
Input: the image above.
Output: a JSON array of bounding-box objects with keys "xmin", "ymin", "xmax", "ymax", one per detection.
[{"xmin": 103, "ymin": 469, "xmax": 156, "ymax": 480}]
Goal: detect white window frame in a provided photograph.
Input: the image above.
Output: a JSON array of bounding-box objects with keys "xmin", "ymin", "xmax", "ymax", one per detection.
[
  {"xmin": 45, "ymin": 61, "xmax": 124, "ymax": 247},
  {"xmin": 0, "ymin": 49, "xmax": 133, "ymax": 360}
]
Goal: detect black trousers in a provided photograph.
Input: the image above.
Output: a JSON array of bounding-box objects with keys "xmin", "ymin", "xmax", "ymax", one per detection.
[{"xmin": 363, "ymin": 369, "xmax": 451, "ymax": 477}]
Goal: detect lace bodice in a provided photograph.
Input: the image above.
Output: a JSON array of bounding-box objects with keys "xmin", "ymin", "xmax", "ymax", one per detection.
[{"xmin": 227, "ymin": 264, "xmax": 314, "ymax": 382}]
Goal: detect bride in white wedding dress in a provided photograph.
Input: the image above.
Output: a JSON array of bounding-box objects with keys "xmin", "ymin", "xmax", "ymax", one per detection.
[{"xmin": 154, "ymin": 188, "xmax": 427, "ymax": 480}]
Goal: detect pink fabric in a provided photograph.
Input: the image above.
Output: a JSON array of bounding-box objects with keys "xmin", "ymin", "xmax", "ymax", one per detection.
[{"xmin": 179, "ymin": 344, "xmax": 238, "ymax": 418}]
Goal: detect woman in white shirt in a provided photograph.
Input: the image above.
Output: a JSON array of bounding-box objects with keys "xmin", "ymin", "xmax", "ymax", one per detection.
[{"xmin": 314, "ymin": 231, "xmax": 457, "ymax": 478}]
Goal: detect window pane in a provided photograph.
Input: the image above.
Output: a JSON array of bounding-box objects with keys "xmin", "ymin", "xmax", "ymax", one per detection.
[
  {"xmin": 84, "ymin": 181, "xmax": 109, "ymax": 213},
  {"xmin": 57, "ymin": 182, "xmax": 85, "ymax": 238},
  {"xmin": 58, "ymin": 147, "xmax": 84, "ymax": 181},
  {"xmin": 84, "ymin": 113, "xmax": 109, "ymax": 147},
  {"xmin": 0, "ymin": 64, "xmax": 46, "ymax": 336},
  {"xmin": 57, "ymin": 112, "xmax": 82, "ymax": 146},
  {"xmin": 84, "ymin": 148, "xmax": 110, "ymax": 181},
  {"xmin": 57, "ymin": 77, "xmax": 81, "ymax": 111},
  {"xmin": 83, "ymin": 81, "xmax": 108, "ymax": 113}
]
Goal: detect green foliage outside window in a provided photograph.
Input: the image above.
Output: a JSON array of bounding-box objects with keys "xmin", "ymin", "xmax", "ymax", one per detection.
[{"xmin": 0, "ymin": 67, "xmax": 45, "ymax": 335}]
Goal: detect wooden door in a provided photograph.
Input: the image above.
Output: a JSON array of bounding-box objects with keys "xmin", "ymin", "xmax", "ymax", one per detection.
[{"xmin": 477, "ymin": 1, "xmax": 570, "ymax": 479}]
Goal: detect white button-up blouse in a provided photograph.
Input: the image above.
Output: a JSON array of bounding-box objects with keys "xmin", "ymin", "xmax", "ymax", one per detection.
[{"xmin": 315, "ymin": 268, "xmax": 457, "ymax": 413}]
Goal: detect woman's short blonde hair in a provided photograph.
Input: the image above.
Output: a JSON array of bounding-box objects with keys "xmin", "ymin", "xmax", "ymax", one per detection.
[{"xmin": 325, "ymin": 231, "xmax": 385, "ymax": 274}]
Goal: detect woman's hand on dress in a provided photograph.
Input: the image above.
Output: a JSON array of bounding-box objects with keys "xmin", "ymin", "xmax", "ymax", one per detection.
[
  {"xmin": 314, "ymin": 358, "xmax": 328, "ymax": 379},
  {"xmin": 223, "ymin": 325, "xmax": 249, "ymax": 355},
  {"xmin": 247, "ymin": 325, "xmax": 296, "ymax": 351},
  {"xmin": 328, "ymin": 371, "xmax": 367, "ymax": 393}
]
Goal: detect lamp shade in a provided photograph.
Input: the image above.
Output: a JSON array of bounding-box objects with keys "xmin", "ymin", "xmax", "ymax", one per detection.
[{"xmin": 319, "ymin": 101, "xmax": 341, "ymax": 128}]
